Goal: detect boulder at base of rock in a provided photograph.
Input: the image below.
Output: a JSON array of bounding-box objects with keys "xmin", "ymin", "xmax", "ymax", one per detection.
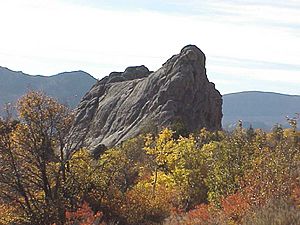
[{"xmin": 66, "ymin": 45, "xmax": 222, "ymax": 153}]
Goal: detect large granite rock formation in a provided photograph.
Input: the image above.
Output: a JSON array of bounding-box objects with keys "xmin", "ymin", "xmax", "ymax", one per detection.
[{"xmin": 67, "ymin": 45, "xmax": 222, "ymax": 153}]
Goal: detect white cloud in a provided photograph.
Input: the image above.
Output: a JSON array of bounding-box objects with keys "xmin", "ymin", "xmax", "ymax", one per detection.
[{"xmin": 0, "ymin": 0, "xmax": 299, "ymax": 94}]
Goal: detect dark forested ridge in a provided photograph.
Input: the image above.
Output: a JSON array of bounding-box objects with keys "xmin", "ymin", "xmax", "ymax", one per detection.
[
  {"xmin": 0, "ymin": 66, "xmax": 97, "ymax": 111},
  {"xmin": 223, "ymin": 91, "xmax": 300, "ymax": 130}
]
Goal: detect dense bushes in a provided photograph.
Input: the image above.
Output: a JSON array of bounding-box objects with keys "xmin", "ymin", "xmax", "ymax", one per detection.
[{"xmin": 0, "ymin": 92, "xmax": 299, "ymax": 224}]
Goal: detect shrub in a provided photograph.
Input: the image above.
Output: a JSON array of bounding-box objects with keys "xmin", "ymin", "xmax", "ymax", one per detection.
[{"xmin": 242, "ymin": 198, "xmax": 300, "ymax": 225}]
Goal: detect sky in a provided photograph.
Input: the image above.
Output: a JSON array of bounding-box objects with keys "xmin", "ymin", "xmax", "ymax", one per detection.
[{"xmin": 0, "ymin": 0, "xmax": 299, "ymax": 95}]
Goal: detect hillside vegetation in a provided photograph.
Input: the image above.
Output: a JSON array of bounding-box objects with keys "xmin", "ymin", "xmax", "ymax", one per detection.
[{"xmin": 0, "ymin": 92, "xmax": 299, "ymax": 224}]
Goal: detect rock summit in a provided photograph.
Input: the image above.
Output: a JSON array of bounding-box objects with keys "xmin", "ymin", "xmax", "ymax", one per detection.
[{"xmin": 67, "ymin": 45, "xmax": 222, "ymax": 153}]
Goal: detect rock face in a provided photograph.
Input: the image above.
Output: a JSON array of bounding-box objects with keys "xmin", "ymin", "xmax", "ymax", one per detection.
[{"xmin": 67, "ymin": 45, "xmax": 222, "ymax": 153}]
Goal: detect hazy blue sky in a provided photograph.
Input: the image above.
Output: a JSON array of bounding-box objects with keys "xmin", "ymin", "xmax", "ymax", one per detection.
[{"xmin": 0, "ymin": 0, "xmax": 299, "ymax": 95}]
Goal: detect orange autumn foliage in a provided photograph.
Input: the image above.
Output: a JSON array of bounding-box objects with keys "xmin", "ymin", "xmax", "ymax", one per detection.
[
  {"xmin": 292, "ymin": 185, "xmax": 300, "ymax": 207},
  {"xmin": 187, "ymin": 203, "xmax": 212, "ymax": 222},
  {"xmin": 65, "ymin": 202, "xmax": 105, "ymax": 225},
  {"xmin": 165, "ymin": 204, "xmax": 213, "ymax": 225},
  {"xmin": 221, "ymin": 192, "xmax": 250, "ymax": 221}
]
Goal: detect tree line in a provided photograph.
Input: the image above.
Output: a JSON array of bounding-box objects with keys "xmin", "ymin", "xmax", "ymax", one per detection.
[{"xmin": 0, "ymin": 91, "xmax": 299, "ymax": 224}]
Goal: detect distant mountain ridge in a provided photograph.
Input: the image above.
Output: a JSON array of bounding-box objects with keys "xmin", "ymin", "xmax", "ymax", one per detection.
[
  {"xmin": 1, "ymin": 66, "xmax": 299, "ymax": 131},
  {"xmin": 223, "ymin": 91, "xmax": 300, "ymax": 130},
  {"xmin": 0, "ymin": 66, "xmax": 97, "ymax": 113}
]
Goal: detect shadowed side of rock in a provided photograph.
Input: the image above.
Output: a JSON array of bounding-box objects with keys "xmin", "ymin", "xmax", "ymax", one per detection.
[{"xmin": 66, "ymin": 45, "xmax": 222, "ymax": 153}]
